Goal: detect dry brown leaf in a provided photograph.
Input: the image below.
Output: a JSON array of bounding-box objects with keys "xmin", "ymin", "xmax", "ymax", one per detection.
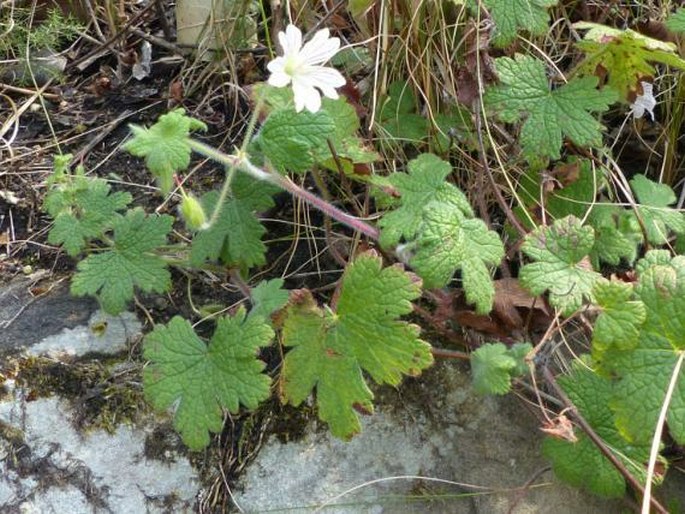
[
  {"xmin": 492, "ymin": 278, "xmax": 549, "ymax": 330},
  {"xmin": 540, "ymin": 413, "xmax": 578, "ymax": 443}
]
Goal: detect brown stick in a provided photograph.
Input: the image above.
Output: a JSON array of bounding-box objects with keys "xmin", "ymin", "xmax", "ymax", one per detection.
[{"xmin": 430, "ymin": 346, "xmax": 470, "ymax": 361}]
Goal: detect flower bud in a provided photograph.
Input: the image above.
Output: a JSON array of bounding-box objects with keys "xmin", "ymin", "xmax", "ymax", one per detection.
[{"xmin": 180, "ymin": 194, "xmax": 207, "ymax": 230}]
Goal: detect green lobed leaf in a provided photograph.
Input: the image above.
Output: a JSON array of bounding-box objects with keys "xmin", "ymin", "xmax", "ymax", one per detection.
[
  {"xmin": 280, "ymin": 251, "xmax": 433, "ymax": 439},
  {"xmin": 190, "ymin": 173, "xmax": 277, "ymax": 269},
  {"xmin": 378, "ymin": 153, "xmax": 473, "ymax": 248},
  {"xmin": 635, "ymin": 249, "xmax": 674, "ymax": 276},
  {"xmin": 315, "ymin": 97, "xmax": 379, "ymax": 172},
  {"xmin": 543, "ymin": 364, "xmax": 651, "ymax": 498},
  {"xmin": 546, "ymin": 161, "xmax": 598, "ymax": 220},
  {"xmin": 515, "ymin": 159, "xmax": 599, "ymax": 222},
  {"xmin": 470, "ymin": 342, "xmax": 532, "ymax": 395},
  {"xmin": 574, "ymin": 22, "xmax": 685, "ymax": 101},
  {"xmin": 591, "ymin": 279, "xmax": 646, "ymax": 364},
  {"xmin": 588, "ymin": 206, "xmax": 639, "ymax": 267},
  {"xmin": 485, "ymin": 54, "xmax": 617, "ymax": 160},
  {"xmin": 410, "ymin": 202, "xmax": 504, "ymax": 313},
  {"xmin": 519, "ymin": 216, "xmax": 601, "ymax": 316},
  {"xmin": 630, "ymin": 174, "xmax": 685, "ymax": 245},
  {"xmin": 377, "ymin": 81, "xmax": 428, "ymax": 143},
  {"xmin": 483, "ymin": 0, "xmax": 558, "ymax": 48},
  {"xmin": 252, "ymin": 82, "xmax": 295, "ymax": 112},
  {"xmin": 475, "ymin": 0, "xmax": 559, "ymax": 48},
  {"xmin": 605, "ymin": 253, "xmax": 685, "ymax": 444},
  {"xmin": 71, "ymin": 208, "xmax": 173, "ymax": 314},
  {"xmin": 250, "ymin": 278, "xmax": 289, "ymax": 322},
  {"xmin": 45, "ymin": 172, "xmax": 132, "ymax": 256},
  {"xmin": 252, "ymin": 86, "xmax": 377, "ymax": 172},
  {"xmin": 123, "ymin": 109, "xmax": 207, "ymax": 194},
  {"xmin": 143, "ymin": 310, "xmax": 273, "ymax": 450},
  {"xmin": 609, "ymin": 332, "xmax": 685, "ymax": 446},
  {"xmin": 634, "ymin": 256, "xmax": 685, "ymax": 349},
  {"xmin": 258, "ymin": 108, "xmax": 336, "ymax": 172},
  {"xmin": 432, "ymin": 108, "xmax": 479, "ymax": 153},
  {"xmin": 666, "ymin": 8, "xmax": 685, "ymax": 33}
]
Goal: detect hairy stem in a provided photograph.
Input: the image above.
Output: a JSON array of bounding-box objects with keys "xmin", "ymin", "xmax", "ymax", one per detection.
[
  {"xmin": 205, "ymin": 95, "xmax": 267, "ymax": 228},
  {"xmin": 188, "ymin": 139, "xmax": 380, "ymax": 241}
]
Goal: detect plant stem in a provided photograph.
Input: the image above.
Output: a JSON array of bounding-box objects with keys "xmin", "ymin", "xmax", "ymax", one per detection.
[
  {"xmin": 431, "ymin": 347, "xmax": 470, "ymax": 361},
  {"xmin": 204, "ymin": 95, "xmax": 267, "ymax": 229},
  {"xmin": 187, "ymin": 139, "xmax": 380, "ymax": 241},
  {"xmin": 274, "ymin": 173, "xmax": 380, "ymax": 240}
]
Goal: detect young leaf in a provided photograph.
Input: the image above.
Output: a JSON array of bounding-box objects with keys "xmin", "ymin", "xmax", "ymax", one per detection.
[
  {"xmin": 143, "ymin": 311, "xmax": 273, "ymax": 450},
  {"xmin": 377, "ymin": 153, "xmax": 473, "ymax": 248},
  {"xmin": 251, "ymin": 88, "xmax": 377, "ymax": 173},
  {"xmin": 635, "ymin": 249, "xmax": 673, "ymax": 276},
  {"xmin": 519, "ymin": 216, "xmax": 601, "ymax": 316},
  {"xmin": 630, "ymin": 174, "xmax": 685, "ymax": 245},
  {"xmin": 250, "ymin": 278, "xmax": 289, "ymax": 321},
  {"xmin": 377, "ymin": 81, "xmax": 428, "ymax": 143},
  {"xmin": 574, "ymin": 22, "xmax": 685, "ymax": 101},
  {"xmin": 485, "ymin": 54, "xmax": 617, "ymax": 160},
  {"xmin": 71, "ymin": 208, "xmax": 173, "ymax": 314},
  {"xmin": 666, "ymin": 8, "xmax": 685, "ymax": 33},
  {"xmin": 257, "ymin": 108, "xmax": 336, "ymax": 172},
  {"xmin": 280, "ymin": 251, "xmax": 433, "ymax": 439},
  {"xmin": 410, "ymin": 202, "xmax": 504, "ymax": 313},
  {"xmin": 605, "ymin": 253, "xmax": 685, "ymax": 444},
  {"xmin": 124, "ymin": 109, "xmax": 207, "ymax": 194},
  {"xmin": 474, "ymin": 0, "xmax": 558, "ymax": 48},
  {"xmin": 190, "ymin": 173, "xmax": 277, "ymax": 269},
  {"xmin": 515, "ymin": 159, "xmax": 598, "ymax": 222},
  {"xmin": 251, "ymin": 82, "xmax": 295, "ymax": 112},
  {"xmin": 588, "ymin": 206, "xmax": 638, "ymax": 266},
  {"xmin": 470, "ymin": 342, "xmax": 532, "ymax": 395},
  {"xmin": 315, "ymin": 97, "xmax": 379, "ymax": 173},
  {"xmin": 545, "ymin": 161, "xmax": 598, "ymax": 221},
  {"xmin": 433, "ymin": 108, "xmax": 479, "ymax": 153},
  {"xmin": 543, "ymin": 364, "xmax": 651, "ymax": 498},
  {"xmin": 591, "ymin": 279, "xmax": 646, "ymax": 364},
  {"xmin": 44, "ymin": 171, "xmax": 132, "ymax": 256}
]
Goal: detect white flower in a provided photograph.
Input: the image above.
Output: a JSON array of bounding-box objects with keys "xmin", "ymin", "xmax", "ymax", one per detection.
[
  {"xmin": 631, "ymin": 81, "xmax": 656, "ymax": 121},
  {"xmin": 267, "ymin": 24, "xmax": 346, "ymax": 113}
]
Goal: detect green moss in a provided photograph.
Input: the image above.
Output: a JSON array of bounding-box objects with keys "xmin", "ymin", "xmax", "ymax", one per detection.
[{"xmin": 12, "ymin": 356, "xmax": 147, "ymax": 433}]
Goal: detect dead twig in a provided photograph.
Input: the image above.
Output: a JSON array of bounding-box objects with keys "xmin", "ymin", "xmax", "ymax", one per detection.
[{"xmin": 67, "ymin": 2, "xmax": 157, "ymax": 71}]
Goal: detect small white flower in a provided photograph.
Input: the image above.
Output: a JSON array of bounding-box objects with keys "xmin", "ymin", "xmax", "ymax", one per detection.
[
  {"xmin": 267, "ymin": 24, "xmax": 346, "ymax": 113},
  {"xmin": 631, "ymin": 81, "xmax": 656, "ymax": 121}
]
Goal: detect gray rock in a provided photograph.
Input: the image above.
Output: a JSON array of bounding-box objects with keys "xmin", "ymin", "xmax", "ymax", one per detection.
[
  {"xmin": 0, "ymin": 276, "xmax": 200, "ymax": 514},
  {"xmin": 0, "ymin": 275, "xmax": 97, "ymax": 351},
  {"xmin": 27, "ymin": 310, "xmax": 142, "ymax": 357},
  {"xmin": 0, "ymin": 386, "xmax": 199, "ymax": 513},
  {"xmin": 234, "ymin": 361, "xmax": 626, "ymax": 514}
]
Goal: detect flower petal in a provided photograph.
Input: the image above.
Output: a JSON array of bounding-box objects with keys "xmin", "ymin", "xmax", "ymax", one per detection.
[
  {"xmin": 306, "ymin": 66, "xmax": 346, "ymax": 97},
  {"xmin": 292, "ymin": 79, "xmax": 321, "ymax": 113},
  {"xmin": 268, "ymin": 71, "xmax": 291, "ymax": 88},
  {"xmin": 267, "ymin": 57, "xmax": 286, "ymax": 73},
  {"xmin": 299, "ymin": 30, "xmax": 341, "ymax": 65},
  {"xmin": 280, "ymin": 24, "xmax": 302, "ymax": 54},
  {"xmin": 304, "ymin": 89, "xmax": 322, "ymax": 112}
]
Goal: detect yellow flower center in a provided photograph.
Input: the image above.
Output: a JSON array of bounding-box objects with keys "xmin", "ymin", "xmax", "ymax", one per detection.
[{"xmin": 283, "ymin": 55, "xmax": 302, "ymax": 77}]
